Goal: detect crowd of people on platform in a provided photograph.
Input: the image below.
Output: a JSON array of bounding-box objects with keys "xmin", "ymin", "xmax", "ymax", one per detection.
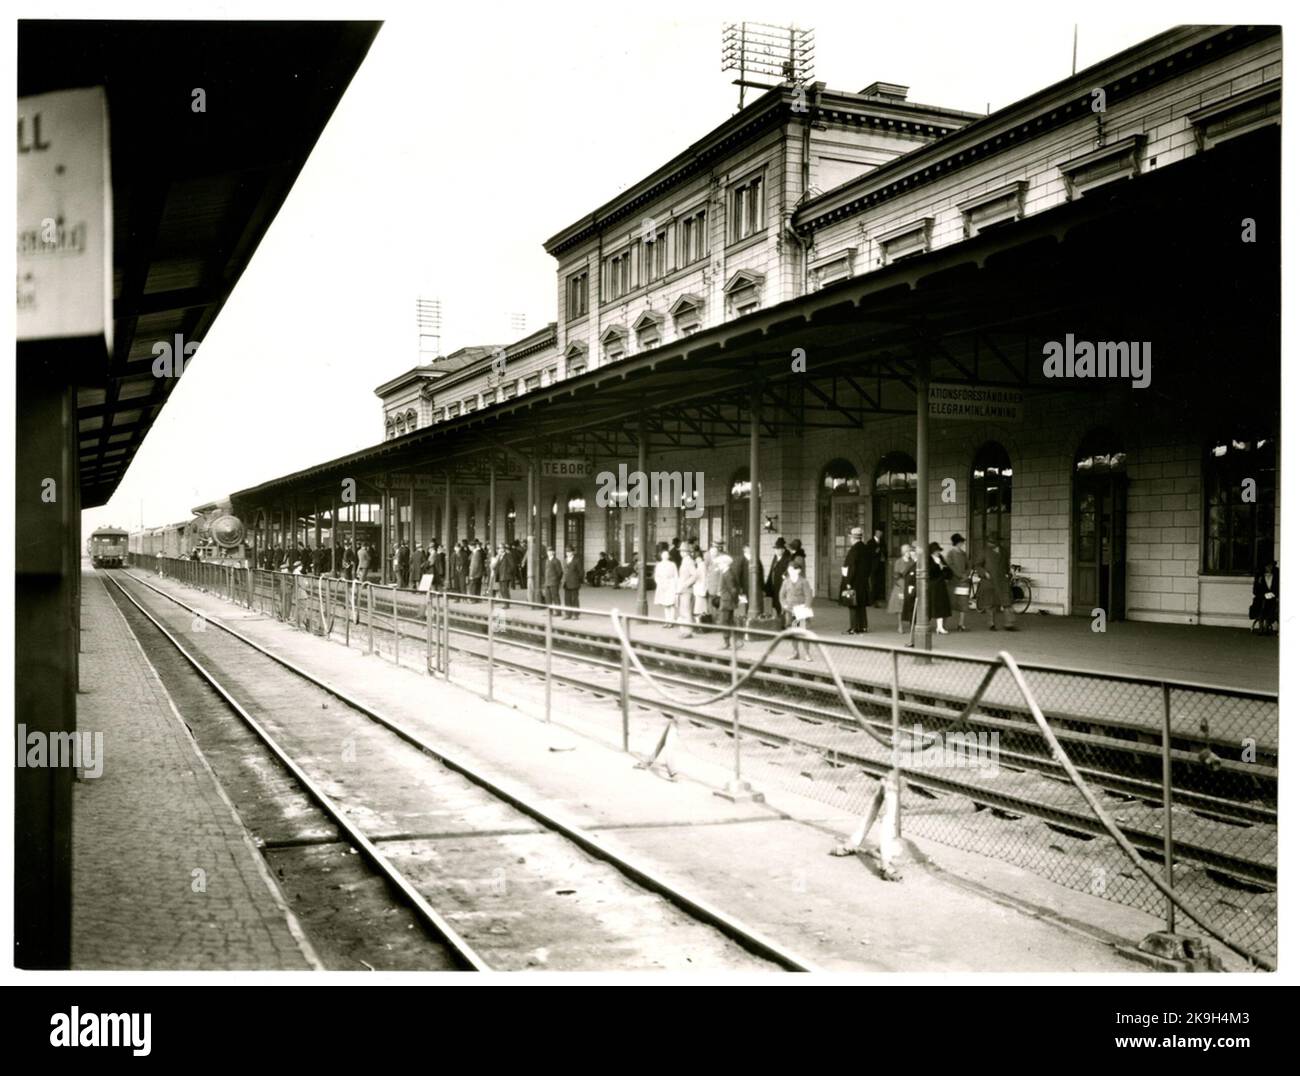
[
  {"xmin": 838, "ymin": 526, "xmax": 1020, "ymax": 642},
  {"xmin": 250, "ymin": 522, "xmax": 1026, "ymax": 651}
]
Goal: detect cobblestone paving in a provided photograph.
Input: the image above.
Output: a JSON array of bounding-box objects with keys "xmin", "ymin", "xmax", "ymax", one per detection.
[{"xmin": 73, "ymin": 571, "xmax": 317, "ymax": 970}]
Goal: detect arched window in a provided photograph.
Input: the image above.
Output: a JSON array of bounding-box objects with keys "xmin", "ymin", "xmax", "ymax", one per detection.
[
  {"xmin": 1204, "ymin": 432, "xmax": 1276, "ymax": 574},
  {"xmin": 565, "ymin": 489, "xmax": 586, "ymax": 554},
  {"xmin": 821, "ymin": 458, "xmax": 861, "ymax": 496},
  {"xmin": 1075, "ymin": 430, "xmax": 1127, "ymax": 475},
  {"xmin": 406, "ymin": 408, "xmax": 417, "ymax": 431},
  {"xmin": 871, "ymin": 452, "xmax": 917, "ymax": 559},
  {"xmin": 970, "ymin": 442, "xmax": 1013, "ymax": 563},
  {"xmin": 504, "ymin": 499, "xmax": 516, "ymax": 545}
]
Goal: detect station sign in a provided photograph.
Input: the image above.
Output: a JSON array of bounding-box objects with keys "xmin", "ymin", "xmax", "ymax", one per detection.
[
  {"xmin": 17, "ymin": 87, "xmax": 113, "ymax": 346},
  {"xmin": 541, "ymin": 458, "xmax": 594, "ymax": 479},
  {"xmin": 927, "ymin": 382, "xmax": 1023, "ymax": 422}
]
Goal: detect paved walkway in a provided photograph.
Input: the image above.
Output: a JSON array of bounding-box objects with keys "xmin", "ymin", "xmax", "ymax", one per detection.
[
  {"xmin": 131, "ymin": 566, "xmax": 1246, "ymax": 972},
  {"xmin": 499, "ymin": 584, "xmax": 1279, "ymax": 691},
  {"xmin": 73, "ymin": 570, "xmax": 318, "ymax": 970}
]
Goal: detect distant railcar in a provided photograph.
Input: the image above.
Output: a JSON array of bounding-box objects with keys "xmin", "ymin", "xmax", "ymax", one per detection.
[{"xmin": 88, "ymin": 526, "xmax": 129, "ymax": 568}]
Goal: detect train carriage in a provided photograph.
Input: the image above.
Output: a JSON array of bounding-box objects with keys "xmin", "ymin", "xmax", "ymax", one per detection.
[{"xmin": 88, "ymin": 526, "xmax": 129, "ymax": 568}]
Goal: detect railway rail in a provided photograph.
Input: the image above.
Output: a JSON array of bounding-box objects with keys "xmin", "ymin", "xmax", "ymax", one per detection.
[
  {"xmin": 104, "ymin": 569, "xmax": 818, "ymax": 973},
  {"xmin": 123, "ymin": 558, "xmax": 1280, "ymax": 964}
]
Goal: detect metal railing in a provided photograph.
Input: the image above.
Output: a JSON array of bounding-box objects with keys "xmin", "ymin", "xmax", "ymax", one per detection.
[{"xmin": 127, "ymin": 553, "xmax": 1277, "ymax": 966}]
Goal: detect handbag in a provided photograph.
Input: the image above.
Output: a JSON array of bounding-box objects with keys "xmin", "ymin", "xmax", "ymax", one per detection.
[{"xmin": 838, "ymin": 584, "xmax": 857, "ymax": 607}]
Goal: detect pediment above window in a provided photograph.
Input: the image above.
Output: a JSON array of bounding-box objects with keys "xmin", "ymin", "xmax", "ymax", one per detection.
[
  {"xmin": 564, "ymin": 340, "xmax": 588, "ymax": 360},
  {"xmin": 669, "ymin": 293, "xmax": 704, "ymax": 318},
  {"xmin": 599, "ymin": 325, "xmax": 627, "ymax": 347},
  {"xmin": 877, "ymin": 217, "xmax": 932, "ymax": 264},
  {"xmin": 632, "ymin": 309, "xmax": 663, "ymax": 333},
  {"xmin": 1058, "ymin": 135, "xmax": 1146, "ymax": 199},
  {"xmin": 957, "ymin": 180, "xmax": 1027, "ymax": 237},
  {"xmin": 1188, "ymin": 80, "xmax": 1280, "ymax": 151},
  {"xmin": 723, "ymin": 269, "xmax": 766, "ymax": 295}
]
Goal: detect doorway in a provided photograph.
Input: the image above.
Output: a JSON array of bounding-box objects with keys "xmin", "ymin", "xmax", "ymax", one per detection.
[
  {"xmin": 1072, "ymin": 433, "xmax": 1127, "ymax": 618},
  {"xmin": 818, "ymin": 459, "xmax": 866, "ymax": 598}
]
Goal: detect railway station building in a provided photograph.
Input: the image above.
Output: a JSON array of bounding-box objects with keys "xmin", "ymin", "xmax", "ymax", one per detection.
[{"xmin": 234, "ymin": 24, "xmax": 1279, "ymax": 631}]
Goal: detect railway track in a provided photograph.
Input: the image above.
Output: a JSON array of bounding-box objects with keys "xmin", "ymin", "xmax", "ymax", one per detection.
[
  {"xmin": 104, "ymin": 570, "xmax": 818, "ymax": 973},
  {"xmin": 125, "ymin": 565, "xmax": 1279, "ymax": 959}
]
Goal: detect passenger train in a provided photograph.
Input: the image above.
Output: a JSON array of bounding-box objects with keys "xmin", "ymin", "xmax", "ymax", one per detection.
[{"xmin": 88, "ymin": 526, "xmax": 129, "ymax": 568}]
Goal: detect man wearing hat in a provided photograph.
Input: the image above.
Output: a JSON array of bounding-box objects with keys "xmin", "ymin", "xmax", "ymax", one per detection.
[
  {"xmin": 840, "ymin": 525, "xmax": 872, "ymax": 634},
  {"xmin": 944, "ymin": 533, "xmax": 971, "ymax": 631},
  {"xmin": 765, "ymin": 536, "xmax": 791, "ymax": 619}
]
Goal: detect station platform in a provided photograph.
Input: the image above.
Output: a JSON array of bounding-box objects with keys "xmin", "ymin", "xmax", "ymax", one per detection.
[
  {"xmin": 129, "ymin": 566, "xmax": 1258, "ymax": 973},
  {"xmin": 73, "ymin": 569, "xmax": 319, "ymax": 970},
  {"xmin": 544, "ymin": 584, "xmax": 1278, "ymax": 691}
]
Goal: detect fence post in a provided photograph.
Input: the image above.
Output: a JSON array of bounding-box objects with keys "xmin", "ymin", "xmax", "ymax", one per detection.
[
  {"xmin": 367, "ymin": 583, "xmax": 375, "ymax": 656},
  {"xmin": 425, "ymin": 588, "xmax": 433, "ymax": 674},
  {"xmin": 544, "ymin": 602, "xmax": 553, "ymax": 723},
  {"xmin": 442, "ymin": 590, "xmax": 451, "ymax": 681},
  {"xmin": 890, "ymin": 648, "xmax": 903, "ymax": 840},
  {"xmin": 392, "ymin": 588, "xmax": 400, "ymax": 664},
  {"xmin": 619, "ymin": 614, "xmax": 631, "ymax": 752},
  {"xmin": 715, "ymin": 621, "xmax": 761, "ymax": 802},
  {"xmin": 1161, "ymin": 681, "xmax": 1176, "ymax": 935},
  {"xmin": 486, "ymin": 596, "xmax": 495, "ymax": 701}
]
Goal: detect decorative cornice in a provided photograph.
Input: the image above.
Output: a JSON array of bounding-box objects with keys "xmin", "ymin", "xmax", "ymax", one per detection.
[
  {"xmin": 1058, "ymin": 134, "xmax": 1147, "ymax": 198},
  {"xmin": 792, "ymin": 25, "xmax": 1275, "ymax": 236}
]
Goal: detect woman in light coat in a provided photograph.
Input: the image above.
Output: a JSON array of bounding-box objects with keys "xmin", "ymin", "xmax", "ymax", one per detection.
[
  {"xmin": 888, "ymin": 544, "xmax": 912, "ymax": 633},
  {"xmin": 779, "ymin": 560, "xmax": 816, "ymax": 661},
  {"xmin": 691, "ymin": 545, "xmax": 709, "ymax": 621},
  {"xmin": 653, "ymin": 548, "xmax": 678, "ymax": 626},
  {"xmin": 676, "ymin": 550, "xmax": 700, "ymax": 637}
]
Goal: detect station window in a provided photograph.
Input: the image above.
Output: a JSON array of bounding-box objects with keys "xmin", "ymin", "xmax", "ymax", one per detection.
[
  {"xmin": 567, "ymin": 269, "xmax": 589, "ymax": 320},
  {"xmin": 569, "ymin": 362, "xmax": 586, "ymax": 377},
  {"xmin": 872, "ymin": 452, "xmax": 917, "ymax": 561},
  {"xmin": 524, "ymin": 375, "xmax": 540, "ymax": 393},
  {"xmin": 565, "ymin": 490, "xmax": 586, "ymax": 554},
  {"xmin": 447, "ymin": 402, "xmax": 460, "ymax": 418},
  {"xmin": 728, "ymin": 172, "xmax": 765, "ymax": 244},
  {"xmin": 603, "ymin": 248, "xmax": 635, "ymax": 300},
  {"xmin": 970, "ymin": 442, "xmax": 1013, "ymax": 565},
  {"xmin": 678, "ymin": 207, "xmax": 708, "ymax": 266},
  {"xmin": 642, "ymin": 227, "xmax": 670, "ymax": 282},
  {"xmin": 1203, "ymin": 433, "xmax": 1276, "ymax": 575}
]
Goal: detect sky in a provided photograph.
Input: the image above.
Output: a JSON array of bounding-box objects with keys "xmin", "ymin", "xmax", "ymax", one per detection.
[{"xmin": 79, "ymin": 5, "xmax": 1171, "ymax": 535}]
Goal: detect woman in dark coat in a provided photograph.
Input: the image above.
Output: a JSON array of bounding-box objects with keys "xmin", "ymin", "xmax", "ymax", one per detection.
[
  {"xmin": 1250, "ymin": 561, "xmax": 1279, "ymax": 633},
  {"xmin": 902, "ymin": 543, "xmax": 953, "ymax": 631}
]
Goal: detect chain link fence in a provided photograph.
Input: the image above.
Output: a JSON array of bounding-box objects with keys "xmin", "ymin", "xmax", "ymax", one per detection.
[{"xmin": 127, "ymin": 555, "xmax": 1277, "ymax": 966}]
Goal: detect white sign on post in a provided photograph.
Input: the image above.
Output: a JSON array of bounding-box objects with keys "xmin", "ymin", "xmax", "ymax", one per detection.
[{"xmin": 17, "ymin": 86, "xmax": 113, "ymax": 346}]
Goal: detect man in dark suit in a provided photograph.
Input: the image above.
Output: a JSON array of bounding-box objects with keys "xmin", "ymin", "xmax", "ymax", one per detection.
[
  {"xmin": 494, "ymin": 543, "xmax": 517, "ymax": 601},
  {"xmin": 561, "ymin": 547, "xmax": 583, "ymax": 619},
  {"xmin": 766, "ymin": 537, "xmax": 791, "ymax": 618},
  {"xmin": 543, "ymin": 546, "xmax": 563, "ymax": 607},
  {"xmin": 397, "ymin": 541, "xmax": 411, "ymax": 587},
  {"xmin": 468, "ymin": 540, "xmax": 484, "ymax": 598},
  {"xmin": 841, "ymin": 526, "xmax": 872, "ymax": 634},
  {"xmin": 866, "ymin": 527, "xmax": 886, "ymax": 606}
]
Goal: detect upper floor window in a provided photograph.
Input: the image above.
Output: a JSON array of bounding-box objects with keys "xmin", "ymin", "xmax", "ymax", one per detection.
[
  {"xmin": 729, "ymin": 172, "xmax": 765, "ymax": 243},
  {"xmin": 569, "ymin": 362, "xmax": 586, "ymax": 377},
  {"xmin": 642, "ymin": 227, "xmax": 670, "ymax": 283},
  {"xmin": 500, "ymin": 382, "xmax": 516, "ymax": 400},
  {"xmin": 524, "ymin": 374, "xmax": 540, "ymax": 393},
  {"xmin": 566, "ymin": 270, "xmax": 588, "ymax": 319},
  {"xmin": 463, "ymin": 396, "xmax": 478, "ymax": 413},
  {"xmin": 446, "ymin": 402, "xmax": 460, "ymax": 418},
  {"xmin": 482, "ymin": 388, "xmax": 496, "ymax": 406},
  {"xmin": 603, "ymin": 248, "xmax": 634, "ymax": 301},
  {"xmin": 678, "ymin": 207, "xmax": 708, "ymax": 266}
]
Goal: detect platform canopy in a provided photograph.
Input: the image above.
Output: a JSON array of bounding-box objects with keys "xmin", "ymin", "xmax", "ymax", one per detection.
[
  {"xmin": 232, "ymin": 123, "xmax": 1278, "ymax": 508},
  {"xmin": 18, "ymin": 19, "xmax": 381, "ymax": 508}
]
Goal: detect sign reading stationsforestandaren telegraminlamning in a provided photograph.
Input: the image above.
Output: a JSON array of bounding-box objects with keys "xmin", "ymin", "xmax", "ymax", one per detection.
[
  {"xmin": 927, "ymin": 382, "xmax": 1023, "ymax": 422},
  {"xmin": 17, "ymin": 86, "xmax": 113, "ymax": 346}
]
